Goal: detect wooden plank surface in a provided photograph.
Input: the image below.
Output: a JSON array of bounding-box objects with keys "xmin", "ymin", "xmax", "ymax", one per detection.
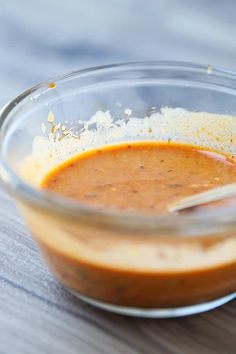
[{"xmin": 1, "ymin": 1, "xmax": 236, "ymax": 353}]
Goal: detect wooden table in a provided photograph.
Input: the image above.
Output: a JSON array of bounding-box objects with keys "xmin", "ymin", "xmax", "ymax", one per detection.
[{"xmin": 0, "ymin": 185, "xmax": 236, "ymax": 354}]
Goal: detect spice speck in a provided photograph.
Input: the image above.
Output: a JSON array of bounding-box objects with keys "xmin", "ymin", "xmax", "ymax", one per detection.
[
  {"xmin": 48, "ymin": 82, "xmax": 57, "ymax": 89},
  {"xmin": 47, "ymin": 112, "xmax": 55, "ymax": 123}
]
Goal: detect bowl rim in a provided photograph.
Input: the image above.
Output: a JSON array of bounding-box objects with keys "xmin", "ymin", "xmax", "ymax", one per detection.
[{"xmin": 1, "ymin": 60, "xmax": 236, "ymax": 236}]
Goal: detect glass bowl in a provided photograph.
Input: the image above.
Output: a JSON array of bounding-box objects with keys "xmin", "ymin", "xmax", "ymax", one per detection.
[{"xmin": 0, "ymin": 61, "xmax": 236, "ymax": 318}]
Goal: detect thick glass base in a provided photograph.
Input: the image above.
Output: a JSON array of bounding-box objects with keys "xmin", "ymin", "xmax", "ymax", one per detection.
[{"xmin": 68, "ymin": 289, "xmax": 236, "ymax": 318}]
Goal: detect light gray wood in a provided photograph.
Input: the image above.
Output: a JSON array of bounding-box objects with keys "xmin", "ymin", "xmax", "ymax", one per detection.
[{"xmin": 1, "ymin": 1, "xmax": 236, "ymax": 352}]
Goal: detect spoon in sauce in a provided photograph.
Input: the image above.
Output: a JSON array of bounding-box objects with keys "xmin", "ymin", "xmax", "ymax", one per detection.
[{"xmin": 168, "ymin": 183, "xmax": 236, "ymax": 212}]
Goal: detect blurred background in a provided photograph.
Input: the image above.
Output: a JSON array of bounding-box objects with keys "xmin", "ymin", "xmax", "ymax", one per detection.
[{"xmin": 1, "ymin": 0, "xmax": 236, "ymax": 107}]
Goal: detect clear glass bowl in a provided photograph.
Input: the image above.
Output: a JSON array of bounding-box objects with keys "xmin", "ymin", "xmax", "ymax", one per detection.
[{"xmin": 0, "ymin": 61, "xmax": 236, "ymax": 318}]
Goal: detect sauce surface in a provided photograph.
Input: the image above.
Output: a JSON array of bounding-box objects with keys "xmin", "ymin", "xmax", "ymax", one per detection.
[
  {"xmin": 42, "ymin": 142, "xmax": 236, "ymax": 213},
  {"xmin": 36, "ymin": 142, "xmax": 236, "ymax": 308}
]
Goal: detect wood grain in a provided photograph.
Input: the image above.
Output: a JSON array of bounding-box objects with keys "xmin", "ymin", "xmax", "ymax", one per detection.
[{"xmin": 0, "ymin": 186, "xmax": 235, "ymax": 354}]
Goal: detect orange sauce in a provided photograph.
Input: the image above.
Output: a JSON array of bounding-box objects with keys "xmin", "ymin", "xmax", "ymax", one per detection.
[
  {"xmin": 39, "ymin": 142, "xmax": 236, "ymax": 307},
  {"xmin": 42, "ymin": 142, "xmax": 236, "ymax": 214}
]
